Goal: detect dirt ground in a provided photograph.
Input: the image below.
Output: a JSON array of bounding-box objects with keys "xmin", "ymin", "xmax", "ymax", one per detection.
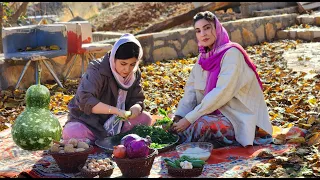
[{"xmin": 89, "ymin": 2, "xmax": 242, "ymax": 34}]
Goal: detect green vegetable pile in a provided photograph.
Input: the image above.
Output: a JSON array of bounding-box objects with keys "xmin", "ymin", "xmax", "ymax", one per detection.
[
  {"xmin": 164, "ymin": 155, "xmax": 206, "ymax": 169},
  {"xmin": 111, "ymin": 125, "xmax": 178, "ymax": 149}
]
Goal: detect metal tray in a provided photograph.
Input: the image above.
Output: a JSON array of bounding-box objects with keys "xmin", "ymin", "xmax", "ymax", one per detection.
[{"xmin": 95, "ymin": 134, "xmax": 180, "ymax": 154}]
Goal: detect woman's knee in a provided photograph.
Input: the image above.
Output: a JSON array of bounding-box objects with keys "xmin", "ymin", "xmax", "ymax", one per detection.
[
  {"xmin": 139, "ymin": 111, "xmax": 153, "ymax": 125},
  {"xmin": 62, "ymin": 122, "xmax": 96, "ymax": 141},
  {"xmin": 129, "ymin": 111, "xmax": 152, "ymax": 125}
]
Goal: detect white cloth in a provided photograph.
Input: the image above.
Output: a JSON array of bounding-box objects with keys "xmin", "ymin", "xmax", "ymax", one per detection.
[{"xmin": 175, "ymin": 47, "xmax": 273, "ymax": 146}]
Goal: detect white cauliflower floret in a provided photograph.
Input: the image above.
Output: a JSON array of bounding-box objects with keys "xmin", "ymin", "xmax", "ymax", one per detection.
[{"xmin": 180, "ymin": 161, "xmax": 193, "ymax": 169}]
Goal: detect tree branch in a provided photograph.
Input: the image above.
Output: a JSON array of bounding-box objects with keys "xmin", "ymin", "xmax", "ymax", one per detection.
[
  {"xmin": 135, "ymin": 2, "xmax": 239, "ymax": 35},
  {"xmin": 8, "ymin": 2, "xmax": 29, "ymax": 24}
]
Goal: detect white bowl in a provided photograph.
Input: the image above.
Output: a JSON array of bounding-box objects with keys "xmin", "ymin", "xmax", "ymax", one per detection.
[{"xmin": 176, "ymin": 142, "xmax": 213, "ymax": 161}]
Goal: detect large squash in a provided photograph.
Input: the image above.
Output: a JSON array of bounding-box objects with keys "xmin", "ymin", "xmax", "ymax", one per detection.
[{"xmin": 11, "ymin": 84, "xmax": 62, "ymax": 151}]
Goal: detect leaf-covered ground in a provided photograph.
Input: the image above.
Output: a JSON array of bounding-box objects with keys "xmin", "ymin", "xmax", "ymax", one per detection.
[{"xmin": 0, "ymin": 39, "xmax": 319, "ymax": 177}]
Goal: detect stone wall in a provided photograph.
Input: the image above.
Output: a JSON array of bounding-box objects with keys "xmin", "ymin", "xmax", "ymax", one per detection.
[
  {"xmin": 240, "ymin": 2, "xmax": 297, "ymax": 18},
  {"xmin": 95, "ymin": 14, "xmax": 298, "ymax": 63},
  {"xmin": 92, "ymin": 31, "xmax": 125, "ymax": 42}
]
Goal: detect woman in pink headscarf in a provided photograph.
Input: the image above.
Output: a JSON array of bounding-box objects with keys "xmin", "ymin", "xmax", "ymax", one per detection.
[
  {"xmin": 62, "ymin": 34, "xmax": 152, "ymax": 143},
  {"xmin": 171, "ymin": 11, "xmax": 273, "ymax": 147}
]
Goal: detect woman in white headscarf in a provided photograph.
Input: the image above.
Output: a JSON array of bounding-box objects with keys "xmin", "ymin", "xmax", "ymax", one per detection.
[{"xmin": 62, "ymin": 34, "xmax": 152, "ymax": 142}]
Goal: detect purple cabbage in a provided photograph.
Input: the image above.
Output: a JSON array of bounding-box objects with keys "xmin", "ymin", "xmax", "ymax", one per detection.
[
  {"xmin": 121, "ymin": 134, "xmax": 152, "ymax": 148},
  {"xmin": 126, "ymin": 139, "xmax": 150, "ymax": 158},
  {"xmin": 121, "ymin": 134, "xmax": 141, "ymax": 147}
]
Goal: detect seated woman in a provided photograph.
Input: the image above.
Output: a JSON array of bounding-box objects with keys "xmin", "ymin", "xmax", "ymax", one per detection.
[
  {"xmin": 171, "ymin": 11, "xmax": 273, "ymax": 147},
  {"xmin": 62, "ymin": 34, "xmax": 152, "ymax": 143}
]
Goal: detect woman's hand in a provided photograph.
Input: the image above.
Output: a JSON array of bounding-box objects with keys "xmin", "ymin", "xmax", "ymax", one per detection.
[
  {"xmin": 172, "ymin": 115, "xmax": 183, "ymax": 122},
  {"xmin": 171, "ymin": 118, "xmax": 191, "ymax": 133},
  {"xmin": 129, "ymin": 104, "xmax": 142, "ymax": 119},
  {"xmin": 117, "ymin": 109, "xmax": 127, "ymax": 119}
]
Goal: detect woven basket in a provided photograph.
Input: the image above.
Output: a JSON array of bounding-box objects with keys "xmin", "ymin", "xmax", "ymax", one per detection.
[
  {"xmin": 78, "ymin": 161, "xmax": 115, "ymax": 178},
  {"xmin": 166, "ymin": 165, "xmax": 203, "ymax": 177},
  {"xmin": 112, "ymin": 149, "xmax": 158, "ymax": 178},
  {"xmin": 49, "ymin": 145, "xmax": 94, "ymax": 173}
]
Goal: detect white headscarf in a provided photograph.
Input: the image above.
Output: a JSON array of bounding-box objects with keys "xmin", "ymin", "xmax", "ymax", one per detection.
[
  {"xmin": 103, "ymin": 34, "xmax": 143, "ymax": 136},
  {"xmin": 109, "ymin": 33, "xmax": 143, "ymax": 89}
]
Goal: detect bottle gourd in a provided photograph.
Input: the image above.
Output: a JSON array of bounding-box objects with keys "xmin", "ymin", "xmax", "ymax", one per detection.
[{"xmin": 11, "ymin": 67, "xmax": 62, "ymax": 150}]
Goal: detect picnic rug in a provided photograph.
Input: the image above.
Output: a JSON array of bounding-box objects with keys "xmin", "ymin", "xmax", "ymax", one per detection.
[{"xmin": 0, "ymin": 115, "xmax": 305, "ymax": 178}]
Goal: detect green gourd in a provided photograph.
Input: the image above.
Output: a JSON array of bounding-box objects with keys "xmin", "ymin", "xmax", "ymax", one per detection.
[{"xmin": 11, "ymin": 66, "xmax": 62, "ymax": 150}]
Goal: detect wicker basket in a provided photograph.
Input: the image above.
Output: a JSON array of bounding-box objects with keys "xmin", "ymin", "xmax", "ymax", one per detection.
[
  {"xmin": 112, "ymin": 149, "xmax": 158, "ymax": 178},
  {"xmin": 48, "ymin": 145, "xmax": 94, "ymax": 173},
  {"xmin": 78, "ymin": 161, "xmax": 115, "ymax": 178},
  {"xmin": 166, "ymin": 165, "xmax": 203, "ymax": 177}
]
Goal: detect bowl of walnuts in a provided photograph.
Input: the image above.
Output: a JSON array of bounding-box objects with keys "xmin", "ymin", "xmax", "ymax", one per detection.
[
  {"xmin": 48, "ymin": 138, "xmax": 93, "ymax": 173},
  {"xmin": 79, "ymin": 157, "xmax": 115, "ymax": 178}
]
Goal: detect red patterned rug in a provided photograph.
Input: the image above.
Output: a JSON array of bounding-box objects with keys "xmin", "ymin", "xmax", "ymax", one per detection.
[{"xmin": 0, "ymin": 114, "xmax": 301, "ymax": 178}]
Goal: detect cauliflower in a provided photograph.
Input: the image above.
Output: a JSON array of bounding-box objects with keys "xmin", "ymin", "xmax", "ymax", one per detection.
[{"xmin": 180, "ymin": 161, "xmax": 193, "ymax": 169}]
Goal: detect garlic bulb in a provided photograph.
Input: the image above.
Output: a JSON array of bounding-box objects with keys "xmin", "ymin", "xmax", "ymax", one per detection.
[{"xmin": 83, "ymin": 157, "xmax": 114, "ymax": 172}]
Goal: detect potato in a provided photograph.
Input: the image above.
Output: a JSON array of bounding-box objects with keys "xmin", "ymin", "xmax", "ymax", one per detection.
[
  {"xmin": 75, "ymin": 148, "xmax": 85, "ymax": 152},
  {"xmin": 67, "ymin": 138, "xmax": 78, "ymax": 147},
  {"xmin": 77, "ymin": 141, "xmax": 89, "ymax": 149}
]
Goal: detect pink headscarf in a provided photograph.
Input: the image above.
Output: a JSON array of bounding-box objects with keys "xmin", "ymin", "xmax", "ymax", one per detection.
[{"xmin": 197, "ymin": 14, "xmax": 263, "ymax": 114}]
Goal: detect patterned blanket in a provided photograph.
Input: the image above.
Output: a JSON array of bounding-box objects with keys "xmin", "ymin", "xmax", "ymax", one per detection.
[{"xmin": 0, "ymin": 115, "xmax": 299, "ymax": 178}]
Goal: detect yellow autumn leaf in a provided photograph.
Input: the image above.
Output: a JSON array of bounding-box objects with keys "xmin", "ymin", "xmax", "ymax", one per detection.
[
  {"xmin": 307, "ymin": 132, "xmax": 320, "ymax": 146},
  {"xmin": 143, "ymin": 81, "xmax": 149, "ymax": 87},
  {"xmin": 53, "ymin": 109, "xmax": 59, "ymax": 114},
  {"xmin": 285, "ymin": 123, "xmax": 294, "ymax": 128},
  {"xmin": 307, "ymin": 116, "xmax": 316, "ymax": 125},
  {"xmin": 308, "ymin": 98, "xmax": 317, "ymax": 105},
  {"xmin": 287, "ymin": 137, "xmax": 305, "ymax": 144},
  {"xmin": 272, "ymin": 126, "xmax": 283, "ymax": 137},
  {"xmin": 163, "ymin": 76, "xmax": 170, "ymax": 81},
  {"xmin": 49, "ymin": 45, "xmax": 60, "ymax": 50},
  {"xmin": 147, "ymin": 66, "xmax": 154, "ymax": 71}
]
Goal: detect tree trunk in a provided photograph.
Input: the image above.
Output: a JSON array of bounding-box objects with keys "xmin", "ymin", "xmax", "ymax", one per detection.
[
  {"xmin": 8, "ymin": 2, "xmax": 29, "ymax": 25},
  {"xmin": 135, "ymin": 2, "xmax": 240, "ymax": 35},
  {"xmin": 0, "ymin": 3, "xmax": 3, "ymax": 53}
]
